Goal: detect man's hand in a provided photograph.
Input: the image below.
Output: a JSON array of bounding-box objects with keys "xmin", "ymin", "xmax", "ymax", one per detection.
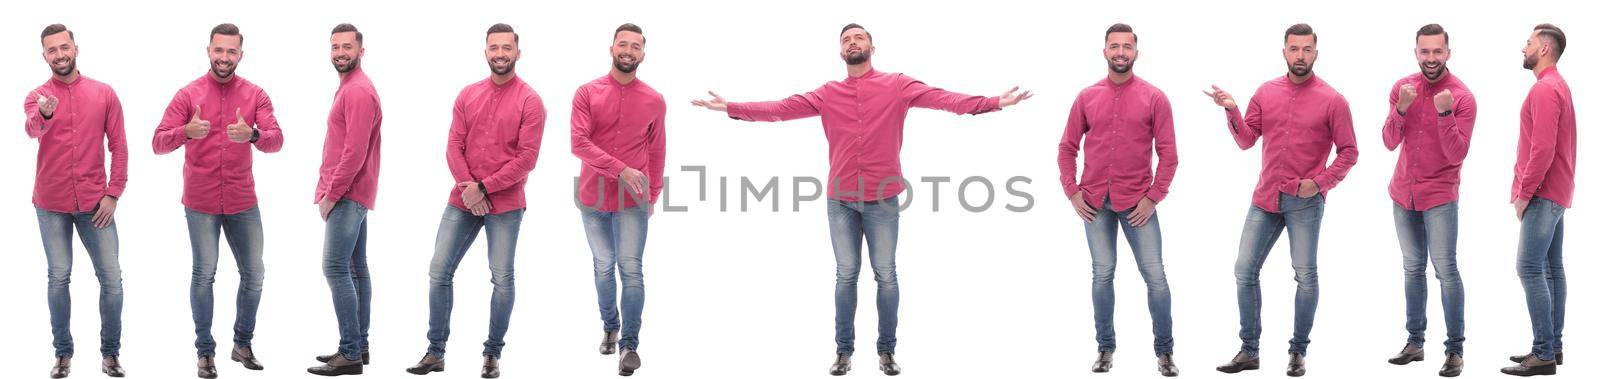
[
  {"xmin": 92, "ymin": 196, "xmax": 117, "ymax": 229},
  {"xmin": 459, "ymin": 182, "xmax": 491, "ymax": 216},
  {"xmin": 689, "ymin": 91, "xmax": 728, "ymax": 112},
  {"xmin": 620, "ymin": 168, "xmax": 647, "ymax": 196},
  {"xmin": 1397, "ymin": 83, "xmax": 1417, "ymax": 114},
  {"xmin": 226, "ymin": 108, "xmax": 253, "ymax": 143},
  {"xmin": 319, "ymin": 197, "xmax": 336, "ymax": 221},
  {"xmin": 33, "ymin": 90, "xmax": 59, "ymax": 118},
  {"xmin": 998, "ymin": 86, "xmax": 1034, "ymax": 107},
  {"xmin": 1128, "ymin": 197, "xmax": 1157, "ymax": 228},
  {"xmin": 1203, "ymin": 85, "xmax": 1237, "ymax": 109},
  {"xmin": 1514, "ymin": 198, "xmax": 1531, "ymax": 221},
  {"xmin": 1434, "ymin": 89, "xmax": 1454, "ymax": 114},
  {"xmin": 1297, "ymin": 179, "xmax": 1320, "ymax": 198},
  {"xmin": 1070, "ymin": 191, "xmax": 1096, "ymax": 223},
  {"xmin": 185, "ymin": 104, "xmax": 211, "ymax": 139}
]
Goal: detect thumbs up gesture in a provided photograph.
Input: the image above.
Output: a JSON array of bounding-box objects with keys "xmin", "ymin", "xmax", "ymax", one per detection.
[
  {"xmin": 185, "ymin": 105, "xmax": 212, "ymax": 139},
  {"xmin": 226, "ymin": 107, "xmax": 253, "ymax": 143}
]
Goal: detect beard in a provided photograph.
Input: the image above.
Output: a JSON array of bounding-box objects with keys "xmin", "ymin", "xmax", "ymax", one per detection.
[
  {"xmin": 1523, "ymin": 53, "xmax": 1538, "ymax": 70},
  {"xmin": 612, "ymin": 54, "xmax": 639, "ymax": 74},
  {"xmin": 333, "ymin": 55, "xmax": 360, "ymax": 74},
  {"xmin": 1107, "ymin": 56, "xmax": 1134, "ymax": 74},
  {"xmin": 1420, "ymin": 61, "xmax": 1447, "ymax": 81},
  {"xmin": 211, "ymin": 59, "xmax": 236, "ymax": 79},
  {"xmin": 489, "ymin": 58, "xmax": 515, "ymax": 76},
  {"xmin": 51, "ymin": 57, "xmax": 76, "ymax": 77},
  {"xmin": 843, "ymin": 49, "xmax": 870, "ymax": 65},
  {"xmin": 1287, "ymin": 61, "xmax": 1314, "ymax": 77}
]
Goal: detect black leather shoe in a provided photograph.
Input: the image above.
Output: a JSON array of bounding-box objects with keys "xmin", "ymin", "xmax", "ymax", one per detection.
[
  {"xmin": 1501, "ymin": 356, "xmax": 1557, "ymax": 376},
  {"xmin": 878, "ymin": 353, "xmax": 901, "ymax": 376},
  {"xmin": 619, "ymin": 349, "xmax": 641, "ymax": 376},
  {"xmin": 1440, "ymin": 353, "xmax": 1463, "ymax": 377},
  {"xmin": 232, "ymin": 345, "xmax": 264, "ymax": 370},
  {"xmin": 481, "ymin": 355, "xmax": 500, "ymax": 378},
  {"xmin": 318, "ymin": 348, "xmax": 370, "ymax": 365},
  {"xmin": 307, "ymin": 354, "xmax": 364, "ymax": 376},
  {"xmin": 1287, "ymin": 353, "xmax": 1307, "ymax": 377},
  {"xmin": 1509, "ymin": 352, "xmax": 1563, "ymax": 365},
  {"xmin": 50, "ymin": 356, "xmax": 70, "ymax": 379},
  {"xmin": 102, "ymin": 356, "xmax": 125, "ymax": 377},
  {"xmin": 1157, "ymin": 353, "xmax": 1179, "ymax": 377},
  {"xmin": 600, "ymin": 330, "xmax": 619, "ymax": 355},
  {"xmin": 829, "ymin": 354, "xmax": 850, "ymax": 376},
  {"xmin": 1091, "ymin": 351, "xmax": 1113, "ymax": 373},
  {"xmin": 405, "ymin": 353, "xmax": 444, "ymax": 375},
  {"xmin": 1216, "ymin": 351, "xmax": 1258, "ymax": 373},
  {"xmin": 198, "ymin": 356, "xmax": 218, "ymax": 379},
  {"xmin": 1390, "ymin": 343, "xmax": 1425, "ymax": 365}
]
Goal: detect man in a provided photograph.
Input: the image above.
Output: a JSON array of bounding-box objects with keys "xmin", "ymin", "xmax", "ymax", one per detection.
[
  {"xmin": 152, "ymin": 23, "xmax": 284, "ymax": 378},
  {"xmin": 1203, "ymin": 23, "xmax": 1358, "ymax": 377},
  {"xmin": 406, "ymin": 23, "xmax": 544, "ymax": 379},
  {"xmin": 571, "ymin": 23, "xmax": 665, "ymax": 377},
  {"xmin": 1502, "ymin": 23, "xmax": 1575, "ymax": 378},
  {"xmin": 308, "ymin": 23, "xmax": 382, "ymax": 377},
  {"xmin": 690, "ymin": 23, "xmax": 1032, "ymax": 376},
  {"xmin": 25, "ymin": 23, "xmax": 130, "ymax": 379},
  {"xmin": 1379, "ymin": 24, "xmax": 1475, "ymax": 378},
  {"xmin": 1058, "ymin": 23, "xmax": 1179, "ymax": 377}
]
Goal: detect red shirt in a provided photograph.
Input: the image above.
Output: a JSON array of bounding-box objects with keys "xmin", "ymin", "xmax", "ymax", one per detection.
[
  {"xmin": 1058, "ymin": 75, "xmax": 1178, "ymax": 211},
  {"xmin": 1382, "ymin": 72, "xmax": 1475, "ymax": 211},
  {"xmin": 154, "ymin": 75, "xmax": 285, "ymax": 215},
  {"xmin": 571, "ymin": 75, "xmax": 666, "ymax": 212},
  {"xmin": 727, "ymin": 69, "xmax": 1002, "ymax": 201},
  {"xmin": 1223, "ymin": 75, "xmax": 1359, "ymax": 213},
  {"xmin": 1513, "ymin": 67, "xmax": 1577, "ymax": 208},
  {"xmin": 24, "ymin": 75, "xmax": 129, "ymax": 214},
  {"xmin": 445, "ymin": 75, "xmax": 546, "ymax": 214},
  {"xmin": 315, "ymin": 68, "xmax": 382, "ymax": 209}
]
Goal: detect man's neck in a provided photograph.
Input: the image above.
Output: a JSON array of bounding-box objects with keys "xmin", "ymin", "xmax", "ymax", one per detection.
[
  {"xmin": 609, "ymin": 68, "xmax": 636, "ymax": 85},
  {"xmin": 1108, "ymin": 70, "xmax": 1133, "ymax": 85},
  {"xmin": 847, "ymin": 62, "xmax": 873, "ymax": 78},
  {"xmin": 1533, "ymin": 62, "xmax": 1556, "ymax": 78},
  {"xmin": 209, "ymin": 72, "xmax": 234, "ymax": 84},
  {"xmin": 1289, "ymin": 71, "xmax": 1313, "ymax": 84},
  {"xmin": 492, "ymin": 72, "xmax": 515, "ymax": 86},
  {"xmin": 51, "ymin": 70, "xmax": 80, "ymax": 85}
]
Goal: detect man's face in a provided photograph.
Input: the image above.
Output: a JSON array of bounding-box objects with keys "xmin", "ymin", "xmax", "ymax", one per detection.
[
  {"xmin": 42, "ymin": 32, "xmax": 77, "ymax": 77},
  {"xmin": 208, "ymin": 34, "xmax": 243, "ymax": 79},
  {"xmin": 839, "ymin": 28, "xmax": 873, "ymax": 65},
  {"xmin": 1415, "ymin": 34, "xmax": 1450, "ymax": 81},
  {"xmin": 485, "ymin": 32, "xmax": 519, "ymax": 76},
  {"xmin": 1282, "ymin": 34, "xmax": 1317, "ymax": 77},
  {"xmin": 1522, "ymin": 31, "xmax": 1546, "ymax": 70},
  {"xmin": 611, "ymin": 31, "xmax": 645, "ymax": 74},
  {"xmin": 331, "ymin": 32, "xmax": 363, "ymax": 74},
  {"xmin": 1104, "ymin": 32, "xmax": 1138, "ymax": 74}
]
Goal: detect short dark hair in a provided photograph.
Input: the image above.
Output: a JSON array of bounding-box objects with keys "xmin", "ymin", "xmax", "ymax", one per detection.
[
  {"xmin": 1416, "ymin": 24, "xmax": 1448, "ymax": 45},
  {"xmin": 41, "ymin": 23, "xmax": 73, "ymax": 42},
  {"xmin": 840, "ymin": 23, "xmax": 871, "ymax": 41},
  {"xmin": 486, "ymin": 23, "xmax": 518, "ymax": 44},
  {"xmin": 1534, "ymin": 23, "xmax": 1566, "ymax": 61},
  {"xmin": 211, "ymin": 23, "xmax": 243, "ymax": 46},
  {"xmin": 1105, "ymin": 23, "xmax": 1136, "ymax": 43},
  {"xmin": 332, "ymin": 23, "xmax": 363, "ymax": 44},
  {"xmin": 614, "ymin": 23, "xmax": 645, "ymax": 44},
  {"xmin": 1284, "ymin": 23, "xmax": 1316, "ymax": 44}
]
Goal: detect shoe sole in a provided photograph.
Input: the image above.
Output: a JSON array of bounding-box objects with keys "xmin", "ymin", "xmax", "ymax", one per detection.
[
  {"xmin": 407, "ymin": 365, "xmax": 445, "ymax": 375},
  {"xmin": 1217, "ymin": 364, "xmax": 1259, "ymax": 374},
  {"xmin": 1390, "ymin": 355, "xmax": 1424, "ymax": 365},
  {"xmin": 307, "ymin": 366, "xmax": 364, "ymax": 376}
]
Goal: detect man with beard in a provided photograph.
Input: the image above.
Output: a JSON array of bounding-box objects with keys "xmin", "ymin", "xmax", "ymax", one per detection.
[
  {"xmin": 1204, "ymin": 23, "xmax": 1357, "ymax": 377},
  {"xmin": 309, "ymin": 23, "xmax": 382, "ymax": 377},
  {"xmin": 405, "ymin": 23, "xmax": 544, "ymax": 379},
  {"xmin": 570, "ymin": 23, "xmax": 664, "ymax": 377},
  {"xmin": 152, "ymin": 23, "xmax": 284, "ymax": 378},
  {"xmin": 691, "ymin": 23, "xmax": 1032, "ymax": 376},
  {"xmin": 1058, "ymin": 23, "xmax": 1179, "ymax": 377},
  {"xmin": 1378, "ymin": 24, "xmax": 1475, "ymax": 378},
  {"xmin": 25, "ymin": 23, "xmax": 130, "ymax": 379},
  {"xmin": 1502, "ymin": 23, "xmax": 1575, "ymax": 378}
]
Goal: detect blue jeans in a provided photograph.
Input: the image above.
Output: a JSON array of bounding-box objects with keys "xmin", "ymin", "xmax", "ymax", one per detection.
[
  {"xmin": 1392, "ymin": 202, "xmax": 1464, "ymax": 355},
  {"xmin": 37, "ymin": 207, "xmax": 123, "ymax": 358},
  {"xmin": 828, "ymin": 196, "xmax": 900, "ymax": 356},
  {"xmin": 1234, "ymin": 193, "xmax": 1323, "ymax": 357},
  {"xmin": 426, "ymin": 205, "xmax": 524, "ymax": 358},
  {"xmin": 321, "ymin": 199, "xmax": 372, "ymax": 360},
  {"xmin": 1085, "ymin": 197, "xmax": 1173, "ymax": 355},
  {"xmin": 580, "ymin": 203, "xmax": 650, "ymax": 351},
  {"xmin": 185, "ymin": 207, "xmax": 267, "ymax": 357},
  {"xmin": 1516, "ymin": 197, "xmax": 1566, "ymax": 361}
]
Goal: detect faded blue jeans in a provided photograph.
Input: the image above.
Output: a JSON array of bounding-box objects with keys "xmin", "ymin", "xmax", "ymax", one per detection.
[
  {"xmin": 580, "ymin": 203, "xmax": 649, "ymax": 351},
  {"xmin": 37, "ymin": 207, "xmax": 123, "ymax": 358},
  {"xmin": 426, "ymin": 205, "xmax": 524, "ymax": 358},
  {"xmin": 185, "ymin": 206, "xmax": 266, "ymax": 357},
  {"xmin": 1085, "ymin": 197, "xmax": 1173, "ymax": 355},
  {"xmin": 1516, "ymin": 197, "xmax": 1566, "ymax": 361},
  {"xmin": 1392, "ymin": 201, "xmax": 1464, "ymax": 355},
  {"xmin": 1234, "ymin": 193, "xmax": 1323, "ymax": 357},
  {"xmin": 828, "ymin": 196, "xmax": 900, "ymax": 356},
  {"xmin": 321, "ymin": 199, "xmax": 372, "ymax": 361}
]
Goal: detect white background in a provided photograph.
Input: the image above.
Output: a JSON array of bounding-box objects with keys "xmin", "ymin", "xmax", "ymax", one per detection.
[{"xmin": 1, "ymin": 0, "xmax": 1591, "ymax": 378}]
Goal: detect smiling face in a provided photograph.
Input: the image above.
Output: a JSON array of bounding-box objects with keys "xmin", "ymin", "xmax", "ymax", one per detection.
[
  {"xmin": 1104, "ymin": 32, "xmax": 1138, "ymax": 74},
  {"xmin": 839, "ymin": 27, "xmax": 873, "ymax": 65},
  {"xmin": 1283, "ymin": 34, "xmax": 1317, "ymax": 77},
  {"xmin": 42, "ymin": 31, "xmax": 77, "ymax": 77},
  {"xmin": 485, "ymin": 32, "xmax": 519, "ymax": 76},
  {"xmin": 208, "ymin": 34, "xmax": 243, "ymax": 80},
  {"xmin": 330, "ymin": 31, "xmax": 363, "ymax": 74},
  {"xmin": 612, "ymin": 30, "xmax": 645, "ymax": 74},
  {"xmin": 1415, "ymin": 34, "xmax": 1449, "ymax": 81}
]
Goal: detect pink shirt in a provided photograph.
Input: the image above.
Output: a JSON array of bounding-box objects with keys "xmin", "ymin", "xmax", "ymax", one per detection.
[
  {"xmin": 1058, "ymin": 75, "xmax": 1178, "ymax": 211},
  {"xmin": 445, "ymin": 75, "xmax": 546, "ymax": 214},
  {"xmin": 153, "ymin": 75, "xmax": 285, "ymax": 215},
  {"xmin": 571, "ymin": 75, "xmax": 666, "ymax": 212},
  {"xmin": 1513, "ymin": 67, "xmax": 1577, "ymax": 208},
  {"xmin": 1224, "ymin": 75, "xmax": 1359, "ymax": 213},
  {"xmin": 315, "ymin": 68, "xmax": 382, "ymax": 209},
  {"xmin": 1382, "ymin": 72, "xmax": 1475, "ymax": 211},
  {"xmin": 23, "ymin": 75, "xmax": 129, "ymax": 214},
  {"xmin": 727, "ymin": 69, "xmax": 1002, "ymax": 201}
]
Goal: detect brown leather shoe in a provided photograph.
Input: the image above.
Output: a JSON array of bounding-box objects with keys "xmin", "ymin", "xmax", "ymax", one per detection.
[
  {"xmin": 1439, "ymin": 353, "xmax": 1463, "ymax": 377},
  {"xmin": 1509, "ymin": 351, "xmax": 1562, "ymax": 365},
  {"xmin": 405, "ymin": 353, "xmax": 444, "ymax": 375},
  {"xmin": 619, "ymin": 349, "xmax": 641, "ymax": 376},
  {"xmin": 197, "ymin": 356, "xmax": 218, "ymax": 378},
  {"xmin": 1091, "ymin": 351, "xmax": 1113, "ymax": 373},
  {"xmin": 481, "ymin": 355, "xmax": 500, "ymax": 378},
  {"xmin": 600, "ymin": 330, "xmax": 620, "ymax": 355},
  {"xmin": 102, "ymin": 356, "xmax": 125, "ymax": 377},
  {"xmin": 1390, "ymin": 343, "xmax": 1424, "ymax": 365},
  {"xmin": 1216, "ymin": 351, "xmax": 1258, "ymax": 373},
  {"xmin": 50, "ymin": 356, "xmax": 70, "ymax": 379},
  {"xmin": 317, "ymin": 348, "xmax": 370, "ymax": 365},
  {"xmin": 232, "ymin": 345, "xmax": 264, "ymax": 370},
  {"xmin": 307, "ymin": 354, "xmax": 364, "ymax": 376},
  {"xmin": 878, "ymin": 352, "xmax": 901, "ymax": 376},
  {"xmin": 1157, "ymin": 353, "xmax": 1179, "ymax": 377},
  {"xmin": 1501, "ymin": 355, "xmax": 1556, "ymax": 376}
]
